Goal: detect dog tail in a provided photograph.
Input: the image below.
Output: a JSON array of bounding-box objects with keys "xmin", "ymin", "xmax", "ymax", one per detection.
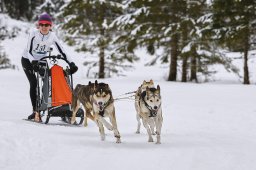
[
  {"xmin": 73, "ymin": 84, "xmax": 83, "ymax": 97},
  {"xmin": 71, "ymin": 84, "xmax": 83, "ymax": 110}
]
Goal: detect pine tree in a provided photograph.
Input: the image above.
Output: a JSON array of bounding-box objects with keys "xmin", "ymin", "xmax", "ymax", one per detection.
[
  {"xmin": 113, "ymin": 0, "xmax": 238, "ymax": 82},
  {"xmin": 0, "ymin": 0, "xmax": 6, "ymax": 13},
  {"xmin": 1, "ymin": 0, "xmax": 43, "ymax": 21},
  {"xmin": 3, "ymin": 0, "xmax": 29, "ymax": 20},
  {"xmin": 112, "ymin": 0, "xmax": 185, "ymax": 81},
  {"xmin": 60, "ymin": 0, "xmax": 132, "ymax": 78},
  {"xmin": 180, "ymin": 0, "xmax": 209, "ymax": 82},
  {"xmin": 0, "ymin": 16, "xmax": 11, "ymax": 69},
  {"xmin": 179, "ymin": 0, "xmax": 239, "ymax": 83},
  {"xmin": 212, "ymin": 0, "xmax": 256, "ymax": 84},
  {"xmin": 0, "ymin": 45, "xmax": 11, "ymax": 69},
  {"xmin": 34, "ymin": 0, "xmax": 65, "ymax": 22}
]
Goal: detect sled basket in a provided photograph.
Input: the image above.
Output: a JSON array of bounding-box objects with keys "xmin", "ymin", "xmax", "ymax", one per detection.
[{"xmin": 51, "ymin": 65, "xmax": 72, "ymax": 107}]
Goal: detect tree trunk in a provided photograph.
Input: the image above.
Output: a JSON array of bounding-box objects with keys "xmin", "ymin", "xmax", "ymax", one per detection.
[
  {"xmin": 181, "ymin": 55, "xmax": 188, "ymax": 82},
  {"xmin": 98, "ymin": 44, "xmax": 105, "ymax": 79},
  {"xmin": 0, "ymin": 0, "xmax": 6, "ymax": 12},
  {"xmin": 98, "ymin": 29, "xmax": 105, "ymax": 79},
  {"xmin": 190, "ymin": 45, "xmax": 198, "ymax": 82},
  {"xmin": 181, "ymin": 22, "xmax": 188, "ymax": 82},
  {"xmin": 168, "ymin": 33, "xmax": 179, "ymax": 81},
  {"xmin": 243, "ymin": 27, "xmax": 250, "ymax": 84}
]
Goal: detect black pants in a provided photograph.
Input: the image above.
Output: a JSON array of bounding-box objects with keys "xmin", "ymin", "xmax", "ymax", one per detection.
[{"xmin": 21, "ymin": 57, "xmax": 37, "ymax": 111}]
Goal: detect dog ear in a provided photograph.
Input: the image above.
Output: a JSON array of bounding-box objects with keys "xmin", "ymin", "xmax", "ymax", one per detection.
[
  {"xmin": 88, "ymin": 81, "xmax": 92, "ymax": 85},
  {"xmin": 150, "ymin": 79, "xmax": 154, "ymax": 84},
  {"xmin": 143, "ymin": 80, "xmax": 146, "ymax": 84},
  {"xmin": 157, "ymin": 85, "xmax": 160, "ymax": 92},
  {"xmin": 93, "ymin": 80, "xmax": 98, "ymax": 91},
  {"xmin": 146, "ymin": 87, "xmax": 150, "ymax": 100}
]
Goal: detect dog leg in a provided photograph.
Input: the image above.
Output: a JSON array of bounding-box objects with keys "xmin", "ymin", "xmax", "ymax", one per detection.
[
  {"xmin": 135, "ymin": 100, "xmax": 141, "ymax": 134},
  {"xmin": 97, "ymin": 120, "xmax": 105, "ymax": 141},
  {"xmin": 83, "ymin": 115, "xmax": 87, "ymax": 127},
  {"xmin": 83, "ymin": 108, "xmax": 89, "ymax": 127},
  {"xmin": 71, "ymin": 100, "xmax": 80, "ymax": 124},
  {"xmin": 149, "ymin": 118, "xmax": 156, "ymax": 135},
  {"xmin": 136, "ymin": 113, "xmax": 141, "ymax": 134},
  {"xmin": 109, "ymin": 111, "xmax": 121, "ymax": 143},
  {"xmin": 86, "ymin": 108, "xmax": 95, "ymax": 126},
  {"xmin": 155, "ymin": 112, "xmax": 163, "ymax": 144},
  {"xmin": 142, "ymin": 118, "xmax": 153, "ymax": 142},
  {"xmin": 98, "ymin": 116, "xmax": 113, "ymax": 131}
]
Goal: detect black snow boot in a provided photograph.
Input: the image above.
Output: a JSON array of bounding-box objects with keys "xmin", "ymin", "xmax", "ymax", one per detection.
[{"xmin": 28, "ymin": 112, "xmax": 36, "ymax": 120}]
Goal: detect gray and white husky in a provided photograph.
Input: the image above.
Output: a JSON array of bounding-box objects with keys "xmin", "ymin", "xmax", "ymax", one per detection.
[
  {"xmin": 92, "ymin": 81, "xmax": 121, "ymax": 143},
  {"xmin": 135, "ymin": 82, "xmax": 163, "ymax": 144}
]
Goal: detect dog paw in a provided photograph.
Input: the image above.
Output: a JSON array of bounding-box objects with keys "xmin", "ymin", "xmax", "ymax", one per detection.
[
  {"xmin": 71, "ymin": 121, "xmax": 77, "ymax": 125},
  {"xmin": 148, "ymin": 138, "xmax": 154, "ymax": 142},
  {"xmin": 107, "ymin": 126, "xmax": 113, "ymax": 131},
  {"xmin": 70, "ymin": 119, "xmax": 76, "ymax": 125},
  {"xmin": 101, "ymin": 136, "xmax": 105, "ymax": 141},
  {"xmin": 83, "ymin": 122, "xmax": 88, "ymax": 127},
  {"xmin": 135, "ymin": 131, "xmax": 140, "ymax": 134},
  {"xmin": 116, "ymin": 138, "xmax": 121, "ymax": 143},
  {"xmin": 155, "ymin": 141, "xmax": 161, "ymax": 144}
]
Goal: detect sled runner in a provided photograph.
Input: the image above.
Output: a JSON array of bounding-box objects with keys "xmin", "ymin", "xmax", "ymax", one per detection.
[
  {"xmin": 23, "ymin": 118, "xmax": 83, "ymax": 127},
  {"xmin": 33, "ymin": 53, "xmax": 83, "ymax": 125}
]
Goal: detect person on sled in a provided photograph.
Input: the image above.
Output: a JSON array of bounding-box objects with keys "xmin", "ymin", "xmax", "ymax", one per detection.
[{"xmin": 21, "ymin": 12, "xmax": 78, "ymax": 122}]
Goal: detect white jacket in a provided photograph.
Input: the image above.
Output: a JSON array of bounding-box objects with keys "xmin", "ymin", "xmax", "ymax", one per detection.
[{"xmin": 23, "ymin": 29, "xmax": 71, "ymax": 62}]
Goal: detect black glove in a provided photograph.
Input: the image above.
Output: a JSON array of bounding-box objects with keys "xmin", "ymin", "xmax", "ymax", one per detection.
[
  {"xmin": 31, "ymin": 60, "xmax": 39, "ymax": 72},
  {"xmin": 69, "ymin": 62, "xmax": 78, "ymax": 74}
]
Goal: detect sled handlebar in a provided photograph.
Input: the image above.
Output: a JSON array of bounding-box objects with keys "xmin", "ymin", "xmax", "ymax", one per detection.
[{"xmin": 40, "ymin": 55, "xmax": 71, "ymax": 65}]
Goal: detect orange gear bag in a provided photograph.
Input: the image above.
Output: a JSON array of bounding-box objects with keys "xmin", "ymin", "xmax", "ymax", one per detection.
[{"xmin": 51, "ymin": 65, "xmax": 72, "ymax": 107}]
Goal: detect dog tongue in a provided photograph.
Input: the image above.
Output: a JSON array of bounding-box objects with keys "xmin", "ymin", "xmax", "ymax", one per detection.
[{"xmin": 99, "ymin": 106, "xmax": 104, "ymax": 111}]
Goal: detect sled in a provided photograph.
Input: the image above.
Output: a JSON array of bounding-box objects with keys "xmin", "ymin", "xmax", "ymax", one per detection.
[{"xmin": 33, "ymin": 53, "xmax": 83, "ymax": 125}]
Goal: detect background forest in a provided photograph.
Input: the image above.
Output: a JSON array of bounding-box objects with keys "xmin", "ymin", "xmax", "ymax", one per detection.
[
  {"xmin": 1, "ymin": 0, "xmax": 256, "ymax": 84},
  {"xmin": 1, "ymin": 2, "xmax": 256, "ymax": 169}
]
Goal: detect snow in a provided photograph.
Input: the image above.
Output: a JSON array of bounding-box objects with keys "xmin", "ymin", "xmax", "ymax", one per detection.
[{"xmin": 1, "ymin": 15, "xmax": 256, "ymax": 170}]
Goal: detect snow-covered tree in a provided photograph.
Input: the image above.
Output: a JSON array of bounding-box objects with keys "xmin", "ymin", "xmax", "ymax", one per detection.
[
  {"xmin": 34, "ymin": 0, "xmax": 65, "ymax": 23},
  {"xmin": 111, "ymin": 0, "xmax": 183, "ymax": 81},
  {"xmin": 113, "ymin": 0, "xmax": 208, "ymax": 81},
  {"xmin": 212, "ymin": 0, "xmax": 256, "ymax": 84},
  {"xmin": 112, "ymin": 0, "xmax": 237, "ymax": 82},
  {"xmin": 60, "ymin": 0, "xmax": 134, "ymax": 78},
  {"xmin": 0, "ymin": 0, "xmax": 6, "ymax": 13},
  {"xmin": 0, "ymin": 15, "xmax": 12, "ymax": 69}
]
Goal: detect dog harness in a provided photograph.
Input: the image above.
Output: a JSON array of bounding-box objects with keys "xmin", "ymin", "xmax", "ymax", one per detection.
[
  {"xmin": 93, "ymin": 97, "xmax": 114, "ymax": 117},
  {"xmin": 140, "ymin": 89, "xmax": 161, "ymax": 117}
]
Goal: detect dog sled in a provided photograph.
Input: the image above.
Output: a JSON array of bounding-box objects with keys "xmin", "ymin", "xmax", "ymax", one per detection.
[{"xmin": 33, "ymin": 53, "xmax": 83, "ymax": 125}]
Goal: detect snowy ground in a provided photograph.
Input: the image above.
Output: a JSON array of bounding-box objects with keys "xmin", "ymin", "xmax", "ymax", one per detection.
[{"xmin": 1, "ymin": 15, "xmax": 256, "ymax": 170}]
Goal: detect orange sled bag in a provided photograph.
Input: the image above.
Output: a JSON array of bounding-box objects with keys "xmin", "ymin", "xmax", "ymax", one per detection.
[{"xmin": 51, "ymin": 65, "xmax": 72, "ymax": 107}]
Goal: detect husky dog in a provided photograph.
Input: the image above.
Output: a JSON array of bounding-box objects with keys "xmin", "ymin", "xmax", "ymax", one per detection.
[
  {"xmin": 136, "ymin": 85, "xmax": 163, "ymax": 144},
  {"xmin": 71, "ymin": 81, "xmax": 96, "ymax": 126},
  {"xmin": 92, "ymin": 81, "xmax": 121, "ymax": 143},
  {"xmin": 135, "ymin": 80, "xmax": 155, "ymax": 134}
]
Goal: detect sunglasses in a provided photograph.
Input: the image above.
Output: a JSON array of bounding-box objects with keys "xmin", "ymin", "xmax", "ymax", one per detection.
[{"xmin": 39, "ymin": 24, "xmax": 51, "ymax": 27}]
